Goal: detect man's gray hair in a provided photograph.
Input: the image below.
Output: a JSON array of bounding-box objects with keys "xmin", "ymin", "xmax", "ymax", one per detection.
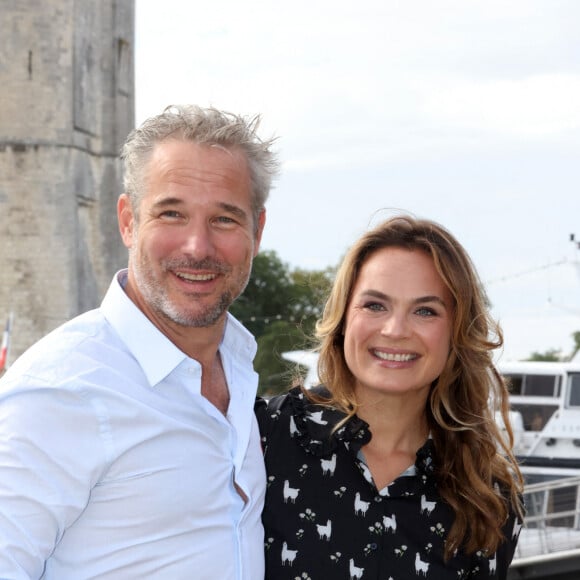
[{"xmin": 121, "ymin": 105, "xmax": 280, "ymax": 229}]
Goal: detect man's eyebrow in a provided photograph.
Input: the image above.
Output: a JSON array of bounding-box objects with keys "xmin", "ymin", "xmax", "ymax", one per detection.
[
  {"xmin": 218, "ymin": 202, "xmax": 248, "ymax": 220},
  {"xmin": 149, "ymin": 198, "xmax": 248, "ymax": 220},
  {"xmin": 150, "ymin": 197, "xmax": 184, "ymax": 209}
]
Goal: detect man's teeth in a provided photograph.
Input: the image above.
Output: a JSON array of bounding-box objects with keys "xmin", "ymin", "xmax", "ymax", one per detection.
[
  {"xmin": 374, "ymin": 351, "xmax": 416, "ymax": 362},
  {"xmin": 176, "ymin": 272, "xmax": 215, "ymax": 281}
]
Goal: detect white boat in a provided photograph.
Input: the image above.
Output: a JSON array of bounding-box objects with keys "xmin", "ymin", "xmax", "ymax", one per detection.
[
  {"xmin": 510, "ymin": 475, "xmax": 580, "ymax": 575},
  {"xmin": 499, "ymin": 357, "xmax": 580, "ymax": 483},
  {"xmin": 498, "ymin": 358, "xmax": 580, "ymax": 572}
]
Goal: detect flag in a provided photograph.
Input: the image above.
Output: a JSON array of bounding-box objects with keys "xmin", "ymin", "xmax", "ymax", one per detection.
[{"xmin": 0, "ymin": 313, "xmax": 13, "ymax": 372}]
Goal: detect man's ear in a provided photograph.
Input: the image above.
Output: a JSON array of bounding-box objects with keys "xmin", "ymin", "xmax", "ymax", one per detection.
[
  {"xmin": 117, "ymin": 194, "xmax": 134, "ymax": 249},
  {"xmin": 253, "ymin": 208, "xmax": 266, "ymax": 257}
]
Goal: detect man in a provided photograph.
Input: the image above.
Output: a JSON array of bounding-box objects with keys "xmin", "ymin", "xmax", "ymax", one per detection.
[{"xmin": 0, "ymin": 105, "xmax": 279, "ymax": 579}]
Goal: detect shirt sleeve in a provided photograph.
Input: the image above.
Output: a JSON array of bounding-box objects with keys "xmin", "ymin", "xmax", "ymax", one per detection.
[
  {"xmin": 493, "ymin": 508, "xmax": 523, "ymax": 580},
  {"xmin": 254, "ymin": 393, "xmax": 288, "ymax": 450},
  {"xmin": 471, "ymin": 505, "xmax": 523, "ymax": 580},
  {"xmin": 0, "ymin": 384, "xmax": 108, "ymax": 579}
]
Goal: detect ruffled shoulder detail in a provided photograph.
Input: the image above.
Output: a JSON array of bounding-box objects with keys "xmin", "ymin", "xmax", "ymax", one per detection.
[
  {"xmin": 284, "ymin": 385, "xmax": 371, "ymax": 458},
  {"xmin": 415, "ymin": 438, "xmax": 436, "ymax": 476}
]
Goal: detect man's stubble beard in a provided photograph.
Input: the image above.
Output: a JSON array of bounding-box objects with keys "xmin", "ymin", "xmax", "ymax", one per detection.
[{"xmin": 130, "ymin": 249, "xmax": 250, "ymax": 328}]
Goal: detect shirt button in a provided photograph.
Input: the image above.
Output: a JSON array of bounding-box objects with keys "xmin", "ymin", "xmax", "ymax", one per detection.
[
  {"xmin": 370, "ymin": 543, "xmax": 378, "ymax": 550},
  {"xmin": 374, "ymin": 496, "xmax": 382, "ymax": 503}
]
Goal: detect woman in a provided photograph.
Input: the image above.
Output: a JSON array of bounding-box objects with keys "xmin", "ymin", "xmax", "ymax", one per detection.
[{"xmin": 256, "ymin": 215, "xmax": 524, "ymax": 579}]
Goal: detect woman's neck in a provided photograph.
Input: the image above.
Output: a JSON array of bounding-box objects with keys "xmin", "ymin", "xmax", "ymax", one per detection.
[{"xmin": 355, "ymin": 394, "xmax": 430, "ymax": 489}]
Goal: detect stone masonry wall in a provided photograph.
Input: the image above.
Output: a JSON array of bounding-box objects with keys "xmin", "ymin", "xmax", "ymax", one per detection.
[{"xmin": 0, "ymin": 0, "xmax": 135, "ymax": 362}]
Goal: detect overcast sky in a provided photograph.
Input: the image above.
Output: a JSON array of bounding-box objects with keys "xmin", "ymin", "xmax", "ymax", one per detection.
[{"xmin": 135, "ymin": 0, "xmax": 580, "ymax": 362}]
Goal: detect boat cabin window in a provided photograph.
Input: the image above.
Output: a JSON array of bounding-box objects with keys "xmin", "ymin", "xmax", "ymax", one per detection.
[
  {"xmin": 504, "ymin": 373, "xmax": 560, "ymax": 397},
  {"xmin": 510, "ymin": 403, "xmax": 558, "ymax": 431},
  {"xmin": 567, "ymin": 373, "xmax": 580, "ymax": 407}
]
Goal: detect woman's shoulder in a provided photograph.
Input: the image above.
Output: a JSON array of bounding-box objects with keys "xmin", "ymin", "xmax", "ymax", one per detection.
[
  {"xmin": 256, "ymin": 385, "xmax": 330, "ymax": 416},
  {"xmin": 255, "ymin": 385, "xmax": 371, "ymax": 457}
]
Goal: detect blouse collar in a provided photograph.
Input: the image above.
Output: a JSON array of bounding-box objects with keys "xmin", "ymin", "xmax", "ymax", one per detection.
[{"xmin": 287, "ymin": 385, "xmax": 436, "ymax": 479}]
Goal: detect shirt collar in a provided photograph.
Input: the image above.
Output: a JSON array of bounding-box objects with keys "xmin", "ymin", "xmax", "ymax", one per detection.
[{"xmin": 101, "ymin": 270, "xmax": 257, "ymax": 387}]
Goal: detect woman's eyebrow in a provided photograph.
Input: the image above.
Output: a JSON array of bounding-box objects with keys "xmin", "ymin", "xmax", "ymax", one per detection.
[
  {"xmin": 359, "ymin": 290, "xmax": 448, "ymax": 308},
  {"xmin": 412, "ymin": 295, "xmax": 448, "ymax": 308}
]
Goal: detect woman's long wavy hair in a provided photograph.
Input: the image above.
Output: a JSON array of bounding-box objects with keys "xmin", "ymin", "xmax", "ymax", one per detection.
[{"xmin": 310, "ymin": 214, "xmax": 524, "ymax": 559}]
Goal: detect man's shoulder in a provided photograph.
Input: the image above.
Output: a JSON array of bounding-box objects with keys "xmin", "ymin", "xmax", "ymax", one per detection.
[{"xmin": 0, "ymin": 308, "xmax": 121, "ymax": 391}]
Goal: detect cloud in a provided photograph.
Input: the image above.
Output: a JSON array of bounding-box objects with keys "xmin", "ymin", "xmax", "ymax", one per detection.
[
  {"xmin": 419, "ymin": 74, "xmax": 580, "ymax": 137},
  {"xmin": 135, "ymin": 0, "xmax": 580, "ymax": 361}
]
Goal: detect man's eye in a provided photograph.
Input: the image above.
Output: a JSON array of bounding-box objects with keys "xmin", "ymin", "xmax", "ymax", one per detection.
[
  {"xmin": 160, "ymin": 210, "xmax": 181, "ymax": 219},
  {"xmin": 217, "ymin": 216, "xmax": 236, "ymax": 223}
]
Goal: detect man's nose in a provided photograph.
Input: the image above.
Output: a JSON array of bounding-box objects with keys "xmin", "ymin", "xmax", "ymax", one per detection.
[{"xmin": 181, "ymin": 222, "xmax": 215, "ymax": 258}]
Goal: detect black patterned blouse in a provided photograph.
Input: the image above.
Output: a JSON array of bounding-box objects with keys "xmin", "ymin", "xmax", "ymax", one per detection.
[{"xmin": 255, "ymin": 386, "xmax": 523, "ymax": 580}]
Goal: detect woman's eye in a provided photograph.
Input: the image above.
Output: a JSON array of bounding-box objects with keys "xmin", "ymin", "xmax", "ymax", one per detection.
[
  {"xmin": 416, "ymin": 306, "xmax": 436, "ymax": 317},
  {"xmin": 363, "ymin": 302, "xmax": 385, "ymax": 312}
]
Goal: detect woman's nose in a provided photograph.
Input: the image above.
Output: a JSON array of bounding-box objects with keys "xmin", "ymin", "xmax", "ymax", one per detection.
[{"xmin": 380, "ymin": 313, "xmax": 410, "ymax": 338}]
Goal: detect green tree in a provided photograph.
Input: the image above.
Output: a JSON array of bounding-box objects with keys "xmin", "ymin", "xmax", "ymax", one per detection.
[
  {"xmin": 231, "ymin": 250, "xmax": 295, "ymax": 338},
  {"xmin": 525, "ymin": 349, "xmax": 561, "ymax": 362},
  {"xmin": 288, "ymin": 267, "xmax": 334, "ymax": 335},
  {"xmin": 572, "ymin": 331, "xmax": 580, "ymax": 360},
  {"xmin": 230, "ymin": 250, "xmax": 333, "ymax": 394},
  {"xmin": 523, "ymin": 331, "xmax": 580, "ymax": 362},
  {"xmin": 254, "ymin": 321, "xmax": 309, "ymax": 396}
]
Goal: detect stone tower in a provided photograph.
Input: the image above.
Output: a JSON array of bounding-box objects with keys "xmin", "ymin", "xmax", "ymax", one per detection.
[{"xmin": 0, "ymin": 0, "xmax": 135, "ymax": 363}]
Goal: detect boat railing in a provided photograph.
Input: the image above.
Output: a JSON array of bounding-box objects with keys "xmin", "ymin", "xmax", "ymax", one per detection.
[{"xmin": 512, "ymin": 475, "xmax": 580, "ymax": 566}]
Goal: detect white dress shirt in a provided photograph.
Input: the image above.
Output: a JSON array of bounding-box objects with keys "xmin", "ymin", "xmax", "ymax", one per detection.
[{"xmin": 0, "ymin": 270, "xmax": 266, "ymax": 579}]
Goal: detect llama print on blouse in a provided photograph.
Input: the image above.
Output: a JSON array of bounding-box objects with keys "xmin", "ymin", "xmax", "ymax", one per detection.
[
  {"xmin": 512, "ymin": 517, "xmax": 523, "ymax": 539},
  {"xmin": 415, "ymin": 552, "xmax": 429, "ymax": 576},
  {"xmin": 289, "ymin": 415, "xmax": 299, "ymax": 437},
  {"xmin": 283, "ymin": 480, "xmax": 300, "ymax": 503},
  {"xmin": 316, "ymin": 519, "xmax": 332, "ymax": 540},
  {"xmin": 306, "ymin": 410, "xmax": 328, "ymax": 425},
  {"xmin": 320, "ymin": 453, "xmax": 337, "ymax": 476},
  {"xmin": 489, "ymin": 552, "xmax": 497, "ymax": 574},
  {"xmin": 354, "ymin": 492, "xmax": 370, "ymax": 516},
  {"xmin": 349, "ymin": 558, "xmax": 364, "ymax": 579},
  {"xmin": 281, "ymin": 542, "xmax": 297, "ymax": 566},
  {"xmin": 383, "ymin": 513, "xmax": 397, "ymax": 533},
  {"xmin": 420, "ymin": 494, "xmax": 436, "ymax": 516},
  {"xmin": 358, "ymin": 461, "xmax": 373, "ymax": 485}
]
